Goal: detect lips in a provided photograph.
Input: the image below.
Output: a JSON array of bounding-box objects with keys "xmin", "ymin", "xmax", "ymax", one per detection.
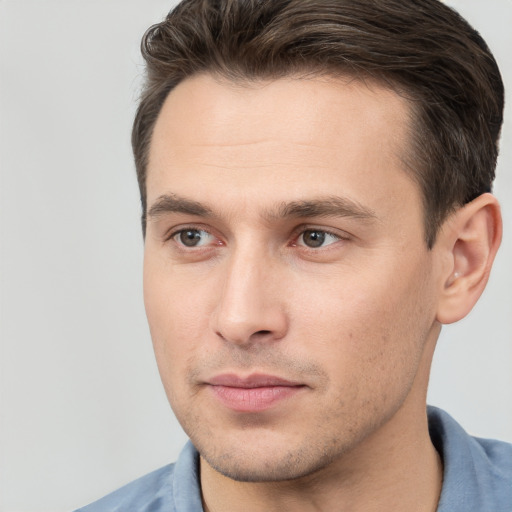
[{"xmin": 206, "ymin": 373, "xmax": 306, "ymax": 413}]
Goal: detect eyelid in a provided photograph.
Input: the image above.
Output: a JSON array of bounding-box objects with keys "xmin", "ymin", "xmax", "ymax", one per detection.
[
  {"xmin": 165, "ymin": 223, "xmax": 209, "ymax": 240},
  {"xmin": 162, "ymin": 222, "xmax": 351, "ymax": 251},
  {"xmin": 164, "ymin": 224, "xmax": 222, "ymax": 248},
  {"xmin": 291, "ymin": 224, "xmax": 351, "ymax": 244},
  {"xmin": 297, "ymin": 231, "xmax": 339, "ymax": 248}
]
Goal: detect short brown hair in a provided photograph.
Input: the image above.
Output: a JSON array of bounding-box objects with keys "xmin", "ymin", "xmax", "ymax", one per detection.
[{"xmin": 132, "ymin": 0, "xmax": 504, "ymax": 247}]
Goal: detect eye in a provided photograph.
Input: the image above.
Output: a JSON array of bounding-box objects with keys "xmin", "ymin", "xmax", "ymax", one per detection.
[
  {"xmin": 173, "ymin": 228, "xmax": 216, "ymax": 248},
  {"xmin": 297, "ymin": 229, "xmax": 340, "ymax": 248}
]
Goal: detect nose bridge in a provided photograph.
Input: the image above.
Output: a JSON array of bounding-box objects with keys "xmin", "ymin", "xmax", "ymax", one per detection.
[{"xmin": 211, "ymin": 240, "xmax": 287, "ymax": 345}]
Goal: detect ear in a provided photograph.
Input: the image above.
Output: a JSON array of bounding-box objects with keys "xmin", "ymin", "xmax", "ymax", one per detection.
[{"xmin": 436, "ymin": 193, "xmax": 502, "ymax": 325}]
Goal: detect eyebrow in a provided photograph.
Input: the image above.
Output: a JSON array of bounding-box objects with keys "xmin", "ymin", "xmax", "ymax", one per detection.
[
  {"xmin": 147, "ymin": 193, "xmax": 377, "ymax": 223},
  {"xmin": 148, "ymin": 194, "xmax": 214, "ymax": 219},
  {"xmin": 270, "ymin": 197, "xmax": 377, "ymax": 222}
]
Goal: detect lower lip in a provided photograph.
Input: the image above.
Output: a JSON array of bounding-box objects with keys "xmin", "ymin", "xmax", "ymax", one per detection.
[{"xmin": 209, "ymin": 385, "xmax": 304, "ymax": 412}]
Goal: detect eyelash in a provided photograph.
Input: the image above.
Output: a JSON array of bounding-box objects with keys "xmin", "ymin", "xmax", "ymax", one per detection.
[
  {"xmin": 166, "ymin": 226, "xmax": 218, "ymax": 247},
  {"xmin": 165, "ymin": 225, "xmax": 350, "ymax": 252},
  {"xmin": 291, "ymin": 226, "xmax": 349, "ymax": 249}
]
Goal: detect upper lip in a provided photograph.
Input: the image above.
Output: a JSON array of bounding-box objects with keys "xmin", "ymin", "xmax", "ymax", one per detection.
[{"xmin": 207, "ymin": 373, "xmax": 304, "ymax": 388}]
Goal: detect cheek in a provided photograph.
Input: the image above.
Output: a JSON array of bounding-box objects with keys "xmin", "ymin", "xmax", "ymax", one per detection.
[
  {"xmin": 143, "ymin": 258, "xmax": 213, "ymax": 389},
  {"xmin": 290, "ymin": 260, "xmax": 434, "ymax": 394}
]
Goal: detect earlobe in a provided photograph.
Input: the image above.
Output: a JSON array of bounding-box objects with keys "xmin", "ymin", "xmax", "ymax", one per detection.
[{"xmin": 436, "ymin": 193, "xmax": 502, "ymax": 325}]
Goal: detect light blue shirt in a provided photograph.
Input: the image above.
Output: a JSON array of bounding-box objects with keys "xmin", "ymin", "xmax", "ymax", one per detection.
[{"xmin": 75, "ymin": 407, "xmax": 512, "ymax": 511}]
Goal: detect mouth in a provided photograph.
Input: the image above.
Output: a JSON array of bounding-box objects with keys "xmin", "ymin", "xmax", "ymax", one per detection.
[{"xmin": 205, "ymin": 373, "xmax": 307, "ymax": 413}]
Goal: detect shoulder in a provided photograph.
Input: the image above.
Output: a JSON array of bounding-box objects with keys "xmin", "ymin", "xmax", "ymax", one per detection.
[
  {"xmin": 470, "ymin": 435, "xmax": 512, "ymax": 490},
  {"xmin": 74, "ymin": 441, "xmax": 203, "ymax": 512},
  {"xmin": 428, "ymin": 406, "xmax": 512, "ymax": 512}
]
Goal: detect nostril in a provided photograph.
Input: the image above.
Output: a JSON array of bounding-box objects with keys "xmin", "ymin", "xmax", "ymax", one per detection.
[
  {"xmin": 215, "ymin": 329, "xmax": 273, "ymax": 345},
  {"xmin": 255, "ymin": 330, "xmax": 272, "ymax": 336}
]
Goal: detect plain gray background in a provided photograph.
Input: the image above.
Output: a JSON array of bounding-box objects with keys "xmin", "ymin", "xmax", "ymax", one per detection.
[{"xmin": 0, "ymin": 1, "xmax": 511, "ymax": 511}]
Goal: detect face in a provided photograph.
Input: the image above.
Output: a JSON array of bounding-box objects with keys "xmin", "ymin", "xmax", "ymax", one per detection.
[{"xmin": 144, "ymin": 74, "xmax": 442, "ymax": 482}]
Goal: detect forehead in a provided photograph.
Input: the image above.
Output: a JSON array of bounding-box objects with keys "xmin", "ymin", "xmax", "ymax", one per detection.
[
  {"xmin": 147, "ymin": 73, "xmax": 417, "ymax": 216},
  {"xmin": 150, "ymin": 73, "xmax": 411, "ymax": 151}
]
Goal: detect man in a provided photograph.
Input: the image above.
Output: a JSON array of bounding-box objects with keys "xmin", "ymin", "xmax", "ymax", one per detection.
[{"xmin": 76, "ymin": 0, "xmax": 511, "ymax": 510}]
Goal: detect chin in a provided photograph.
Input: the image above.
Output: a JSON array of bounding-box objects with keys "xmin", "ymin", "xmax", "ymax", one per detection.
[{"xmin": 197, "ymin": 436, "xmax": 344, "ymax": 483}]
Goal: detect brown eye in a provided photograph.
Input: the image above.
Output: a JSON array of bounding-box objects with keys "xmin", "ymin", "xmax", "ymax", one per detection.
[
  {"xmin": 298, "ymin": 229, "xmax": 340, "ymax": 248},
  {"xmin": 302, "ymin": 230, "xmax": 326, "ymax": 248},
  {"xmin": 174, "ymin": 229, "xmax": 213, "ymax": 247}
]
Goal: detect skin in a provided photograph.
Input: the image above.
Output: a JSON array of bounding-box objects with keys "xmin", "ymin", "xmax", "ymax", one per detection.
[{"xmin": 143, "ymin": 74, "xmax": 501, "ymax": 512}]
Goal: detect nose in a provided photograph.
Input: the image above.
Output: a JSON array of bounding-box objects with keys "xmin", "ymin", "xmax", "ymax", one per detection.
[{"xmin": 209, "ymin": 248, "xmax": 288, "ymax": 347}]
